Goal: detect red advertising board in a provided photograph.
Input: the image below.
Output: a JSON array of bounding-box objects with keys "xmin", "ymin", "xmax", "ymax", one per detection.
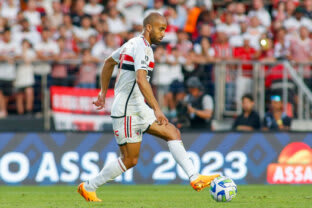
[
  {"xmin": 50, "ymin": 86, "xmax": 114, "ymax": 131},
  {"xmin": 267, "ymin": 142, "xmax": 312, "ymax": 184}
]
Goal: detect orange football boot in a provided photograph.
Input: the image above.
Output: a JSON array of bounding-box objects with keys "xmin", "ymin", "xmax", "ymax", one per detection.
[
  {"xmin": 190, "ymin": 174, "xmax": 220, "ymax": 192},
  {"xmin": 77, "ymin": 182, "xmax": 102, "ymax": 202}
]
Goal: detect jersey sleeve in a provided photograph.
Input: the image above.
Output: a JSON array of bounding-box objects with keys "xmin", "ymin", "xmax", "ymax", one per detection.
[
  {"xmin": 133, "ymin": 42, "xmax": 148, "ymax": 72},
  {"xmin": 111, "ymin": 47, "xmax": 122, "ymax": 63}
]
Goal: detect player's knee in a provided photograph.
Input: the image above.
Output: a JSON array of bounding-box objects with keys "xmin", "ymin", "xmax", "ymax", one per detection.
[
  {"xmin": 167, "ymin": 126, "xmax": 181, "ymax": 141},
  {"xmin": 123, "ymin": 157, "xmax": 139, "ymax": 169}
]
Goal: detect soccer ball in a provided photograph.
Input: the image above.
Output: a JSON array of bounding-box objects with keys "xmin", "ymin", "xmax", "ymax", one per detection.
[{"xmin": 209, "ymin": 176, "xmax": 237, "ymax": 202}]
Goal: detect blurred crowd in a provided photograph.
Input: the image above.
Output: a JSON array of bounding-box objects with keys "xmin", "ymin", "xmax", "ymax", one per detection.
[{"xmin": 0, "ymin": 0, "xmax": 311, "ymax": 130}]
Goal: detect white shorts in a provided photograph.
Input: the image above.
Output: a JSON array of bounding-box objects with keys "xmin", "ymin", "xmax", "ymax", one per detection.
[{"xmin": 112, "ymin": 107, "xmax": 156, "ymax": 145}]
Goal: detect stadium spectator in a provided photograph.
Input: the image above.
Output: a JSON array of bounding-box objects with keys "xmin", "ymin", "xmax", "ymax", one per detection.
[
  {"xmin": 245, "ymin": 15, "xmax": 266, "ymax": 50},
  {"xmin": 48, "ymin": 1, "xmax": 63, "ymax": 30},
  {"xmin": 232, "ymin": 94, "xmax": 261, "ymax": 131},
  {"xmin": 23, "ymin": 0, "xmax": 41, "ymax": 27},
  {"xmin": 0, "ymin": 17, "xmax": 8, "ymax": 34},
  {"xmin": 213, "ymin": 31, "xmax": 233, "ymax": 61},
  {"xmin": 256, "ymin": 36, "xmax": 275, "ymax": 62},
  {"xmin": 34, "ymin": 28, "xmax": 60, "ymax": 75},
  {"xmin": 194, "ymin": 37, "xmax": 215, "ymax": 62},
  {"xmin": 274, "ymin": 27, "xmax": 290, "ymax": 60},
  {"xmin": 52, "ymin": 37, "xmax": 77, "ymax": 87},
  {"xmin": 167, "ymin": 0, "xmax": 187, "ymax": 29},
  {"xmin": 169, "ymin": 30, "xmax": 193, "ymax": 57},
  {"xmin": 185, "ymin": 0, "xmax": 213, "ymax": 10},
  {"xmin": 288, "ymin": 26, "xmax": 312, "ymax": 65},
  {"xmin": 263, "ymin": 95, "xmax": 292, "ymax": 131},
  {"xmin": 303, "ymin": 0, "xmax": 312, "ymax": 19},
  {"xmin": 84, "ymin": 0, "xmax": 104, "ymax": 16},
  {"xmin": 71, "ymin": 0, "xmax": 86, "ymax": 27},
  {"xmin": 194, "ymin": 23, "xmax": 212, "ymax": 44},
  {"xmin": 283, "ymin": 7, "xmax": 312, "ymax": 35},
  {"xmin": 106, "ymin": 6, "xmax": 127, "ymax": 36},
  {"xmin": 117, "ymin": 0, "xmax": 146, "ymax": 28},
  {"xmin": 12, "ymin": 18, "xmax": 41, "ymax": 46},
  {"xmin": 1, "ymin": 0, "xmax": 19, "ymax": 24},
  {"xmin": 285, "ymin": 0, "xmax": 296, "ymax": 18},
  {"xmin": 61, "ymin": 0, "xmax": 73, "ymax": 14},
  {"xmin": 15, "ymin": 39, "xmax": 35, "ymax": 115},
  {"xmin": 179, "ymin": 76, "xmax": 214, "ymax": 129},
  {"xmin": 248, "ymin": 0, "xmax": 271, "ymax": 28},
  {"xmin": 76, "ymin": 48, "xmax": 97, "ymax": 89},
  {"xmin": 162, "ymin": 47, "xmax": 185, "ymax": 118},
  {"xmin": 234, "ymin": 2, "xmax": 247, "ymax": 24},
  {"xmin": 0, "ymin": 28, "xmax": 17, "ymax": 118},
  {"xmin": 73, "ymin": 15, "xmax": 97, "ymax": 48},
  {"xmin": 216, "ymin": 12, "xmax": 241, "ymax": 38},
  {"xmin": 144, "ymin": 0, "xmax": 167, "ymax": 17},
  {"xmin": 272, "ymin": 1, "xmax": 287, "ymax": 22},
  {"xmin": 91, "ymin": 32, "xmax": 119, "ymax": 63},
  {"xmin": 233, "ymin": 35, "xmax": 257, "ymax": 106}
]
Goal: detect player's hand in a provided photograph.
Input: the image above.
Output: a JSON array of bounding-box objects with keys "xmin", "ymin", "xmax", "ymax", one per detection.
[
  {"xmin": 155, "ymin": 109, "xmax": 168, "ymax": 126},
  {"xmin": 93, "ymin": 91, "xmax": 106, "ymax": 110}
]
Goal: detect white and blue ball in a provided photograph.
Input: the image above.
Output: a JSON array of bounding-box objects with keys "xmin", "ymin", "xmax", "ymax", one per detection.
[{"xmin": 209, "ymin": 176, "xmax": 237, "ymax": 202}]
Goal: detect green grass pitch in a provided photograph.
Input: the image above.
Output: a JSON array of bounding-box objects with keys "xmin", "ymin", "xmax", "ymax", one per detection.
[{"xmin": 1, "ymin": 185, "xmax": 312, "ymax": 208}]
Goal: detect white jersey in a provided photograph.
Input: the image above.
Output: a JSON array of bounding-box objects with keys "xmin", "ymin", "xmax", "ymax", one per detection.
[{"xmin": 110, "ymin": 35, "xmax": 155, "ymax": 118}]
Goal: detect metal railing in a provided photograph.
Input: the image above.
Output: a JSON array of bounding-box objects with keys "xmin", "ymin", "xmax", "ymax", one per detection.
[
  {"xmin": 214, "ymin": 60, "xmax": 312, "ymax": 121},
  {"xmin": 0, "ymin": 60, "xmax": 311, "ymax": 130}
]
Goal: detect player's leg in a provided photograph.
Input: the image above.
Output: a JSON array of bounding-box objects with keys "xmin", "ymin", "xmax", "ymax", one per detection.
[
  {"xmin": 147, "ymin": 122, "xmax": 219, "ymax": 191},
  {"xmin": 78, "ymin": 142, "xmax": 141, "ymax": 202}
]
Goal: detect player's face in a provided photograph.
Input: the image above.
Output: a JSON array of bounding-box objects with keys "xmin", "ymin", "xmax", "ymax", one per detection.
[{"xmin": 150, "ymin": 19, "xmax": 167, "ymax": 44}]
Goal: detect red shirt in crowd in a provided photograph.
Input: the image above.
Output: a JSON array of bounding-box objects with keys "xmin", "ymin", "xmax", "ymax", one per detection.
[{"xmin": 233, "ymin": 46, "xmax": 257, "ymax": 75}]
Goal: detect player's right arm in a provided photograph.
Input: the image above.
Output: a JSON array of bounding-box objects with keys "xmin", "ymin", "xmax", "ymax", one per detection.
[
  {"xmin": 136, "ymin": 69, "xmax": 168, "ymax": 125},
  {"xmin": 93, "ymin": 56, "xmax": 118, "ymax": 110}
]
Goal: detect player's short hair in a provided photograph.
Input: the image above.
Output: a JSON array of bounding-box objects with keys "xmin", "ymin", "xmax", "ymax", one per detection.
[{"xmin": 143, "ymin": 12, "xmax": 164, "ymax": 27}]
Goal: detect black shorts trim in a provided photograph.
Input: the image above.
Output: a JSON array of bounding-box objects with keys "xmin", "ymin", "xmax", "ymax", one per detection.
[
  {"xmin": 118, "ymin": 142, "xmax": 127, "ymax": 146},
  {"xmin": 111, "ymin": 115, "xmax": 125, "ymax": 118},
  {"xmin": 143, "ymin": 124, "xmax": 151, "ymax": 133}
]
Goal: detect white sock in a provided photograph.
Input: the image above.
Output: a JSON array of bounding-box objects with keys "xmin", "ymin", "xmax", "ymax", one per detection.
[
  {"xmin": 167, "ymin": 140, "xmax": 199, "ymax": 182},
  {"xmin": 84, "ymin": 157, "xmax": 127, "ymax": 192}
]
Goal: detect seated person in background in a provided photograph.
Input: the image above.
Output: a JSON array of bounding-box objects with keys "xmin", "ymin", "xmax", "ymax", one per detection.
[
  {"xmin": 176, "ymin": 76, "xmax": 213, "ymax": 129},
  {"xmin": 262, "ymin": 95, "xmax": 292, "ymax": 131},
  {"xmin": 232, "ymin": 94, "xmax": 261, "ymax": 131}
]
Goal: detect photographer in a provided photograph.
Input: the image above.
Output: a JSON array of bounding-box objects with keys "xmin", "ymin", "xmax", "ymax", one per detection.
[{"xmin": 176, "ymin": 77, "xmax": 213, "ymax": 129}]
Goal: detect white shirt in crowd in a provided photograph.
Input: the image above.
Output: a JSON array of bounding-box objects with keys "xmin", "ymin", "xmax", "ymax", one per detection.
[
  {"xmin": 35, "ymin": 40, "xmax": 60, "ymax": 56},
  {"xmin": 1, "ymin": 4, "xmax": 19, "ymax": 23},
  {"xmin": 91, "ymin": 40, "xmax": 118, "ymax": 77},
  {"xmin": 0, "ymin": 41, "xmax": 18, "ymax": 81},
  {"xmin": 216, "ymin": 23, "xmax": 241, "ymax": 37},
  {"xmin": 73, "ymin": 27, "xmax": 97, "ymax": 42},
  {"xmin": 193, "ymin": 44, "xmax": 215, "ymax": 57},
  {"xmin": 107, "ymin": 17, "xmax": 127, "ymax": 34},
  {"xmin": 248, "ymin": 8, "xmax": 271, "ymax": 27},
  {"xmin": 117, "ymin": 0, "xmax": 147, "ymax": 26},
  {"xmin": 24, "ymin": 11, "xmax": 41, "ymax": 26},
  {"xmin": 12, "ymin": 29, "xmax": 41, "ymax": 46},
  {"xmin": 283, "ymin": 17, "xmax": 312, "ymax": 33},
  {"xmin": 245, "ymin": 26, "xmax": 266, "ymax": 49},
  {"xmin": 84, "ymin": 3, "xmax": 104, "ymax": 16}
]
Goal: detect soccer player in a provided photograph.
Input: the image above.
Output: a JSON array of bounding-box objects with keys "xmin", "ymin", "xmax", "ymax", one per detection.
[{"xmin": 77, "ymin": 12, "xmax": 219, "ymax": 202}]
